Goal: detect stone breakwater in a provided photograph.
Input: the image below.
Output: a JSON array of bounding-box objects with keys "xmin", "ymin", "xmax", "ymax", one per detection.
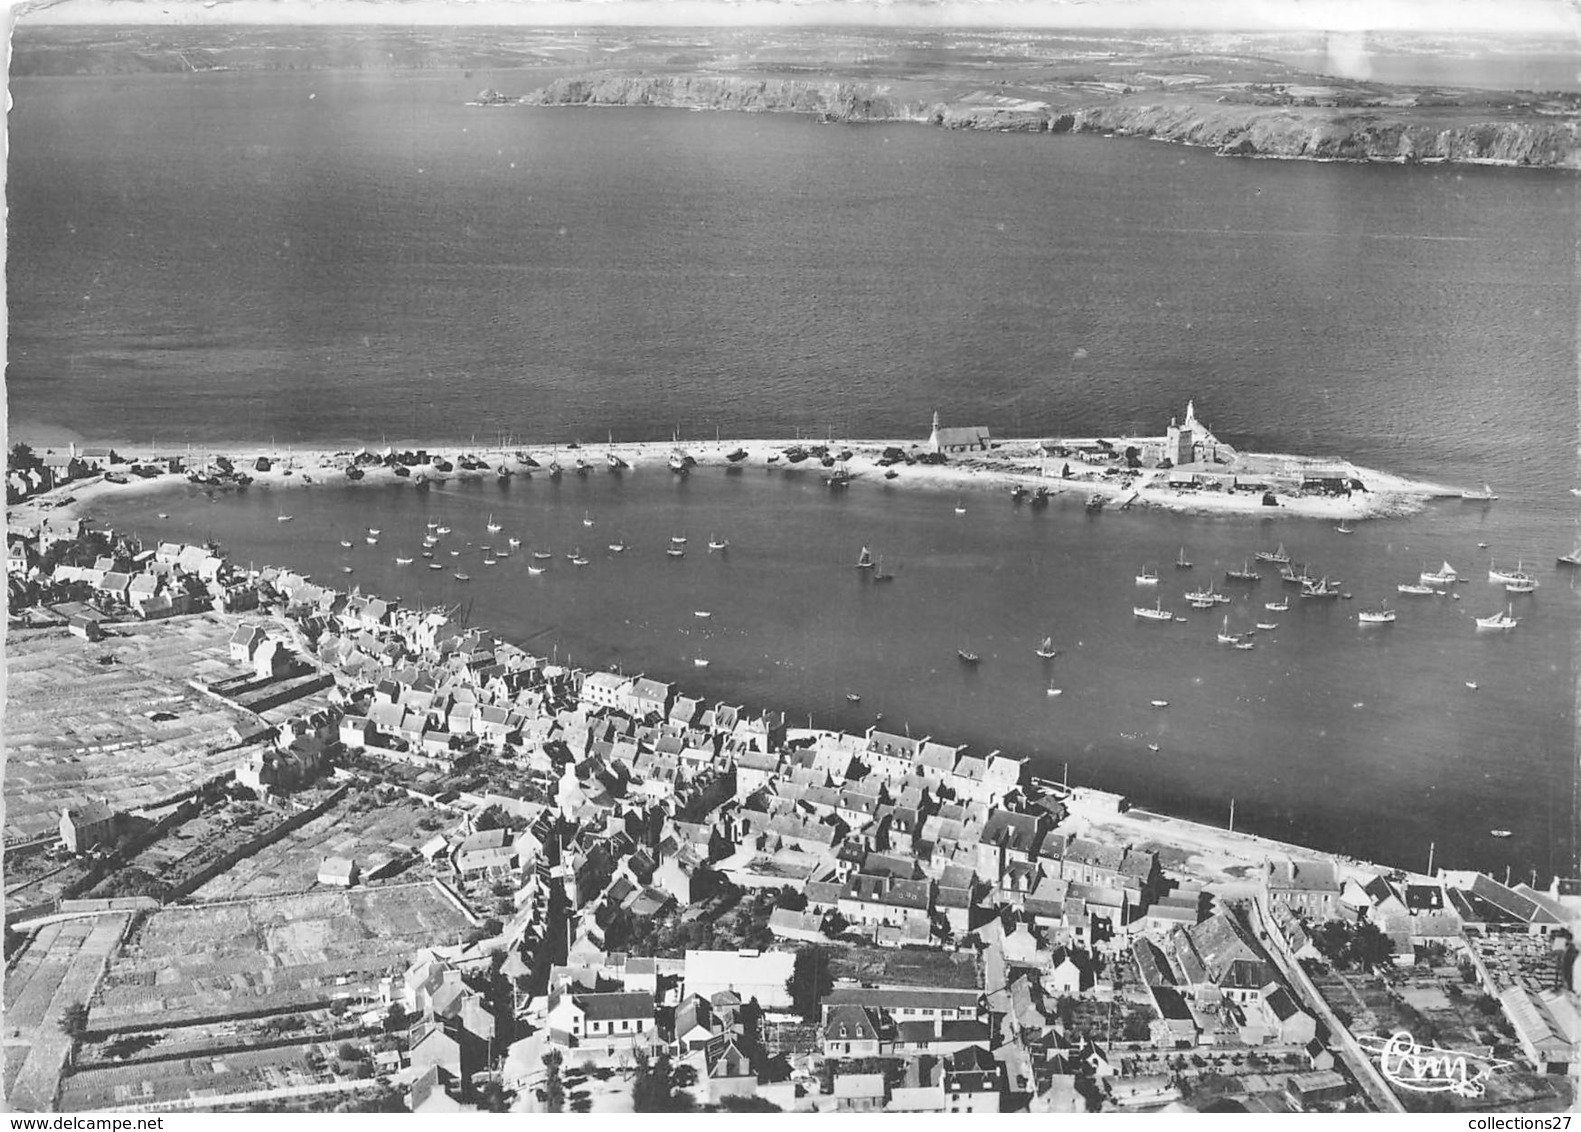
[{"xmin": 507, "ymin": 76, "xmax": 1581, "ymax": 169}]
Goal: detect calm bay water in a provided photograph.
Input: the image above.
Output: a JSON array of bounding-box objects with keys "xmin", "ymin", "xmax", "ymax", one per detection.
[{"xmin": 8, "ymin": 70, "xmax": 1578, "ymax": 878}]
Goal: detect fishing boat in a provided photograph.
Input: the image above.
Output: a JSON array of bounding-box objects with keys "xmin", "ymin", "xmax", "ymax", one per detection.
[
  {"xmin": 667, "ymin": 547, "xmax": 685, "ymax": 558},
  {"xmin": 485, "ymin": 514, "xmax": 501, "ymax": 533},
  {"xmin": 1135, "ymin": 566, "xmax": 1159, "ymax": 586},
  {"xmin": 276, "ymin": 514, "xmax": 293, "ymax": 523},
  {"xmin": 884, "ymin": 469, "xmax": 900, "ymax": 480},
  {"xmin": 872, "ymin": 556, "xmax": 894, "ymax": 583},
  {"xmin": 1035, "ymin": 637, "xmax": 1058, "ymax": 659},
  {"xmin": 574, "ymin": 458, "xmax": 591, "ymax": 477},
  {"xmin": 767, "ymin": 453, "xmax": 782, "ymax": 465},
  {"xmin": 508, "ymin": 537, "xmax": 521, "ymax": 548},
  {"xmin": 1134, "ymin": 599, "xmax": 1173, "ymax": 622},
  {"xmin": 156, "ymin": 512, "xmax": 169, "ymax": 519},
  {"xmin": 726, "ymin": 447, "xmax": 748, "ymax": 463},
  {"xmin": 1217, "ymin": 616, "xmax": 1242, "ymax": 645},
  {"xmin": 608, "ymin": 538, "xmax": 627, "ymax": 553},
  {"xmin": 340, "ymin": 565, "xmax": 354, "ymax": 574},
  {"xmin": 1489, "ymin": 829, "xmax": 1512, "ymax": 838},
  {"xmin": 1474, "ymin": 605, "xmax": 1519, "ymax": 630},
  {"xmin": 423, "ymin": 535, "xmax": 438, "ymax": 547},
  {"xmin": 1086, "ymin": 493, "xmax": 1105, "ymax": 512},
  {"xmin": 1420, "ymin": 561, "xmax": 1456, "ymax": 585},
  {"xmin": 1150, "ymin": 700, "xmax": 1169, "ymax": 708},
  {"xmin": 427, "ymin": 519, "xmax": 440, "ymax": 529},
  {"xmin": 1185, "ymin": 586, "xmax": 1215, "ymax": 604},
  {"xmin": 1559, "ymin": 549, "xmax": 1581, "ymax": 567},
  {"xmin": 1461, "ymin": 482, "xmax": 1499, "ymax": 501},
  {"xmin": 1233, "ymin": 640, "xmax": 1257, "ymax": 650},
  {"xmin": 1147, "ymin": 743, "xmax": 1160, "ymax": 752},
  {"xmin": 1263, "ymin": 598, "xmax": 1288, "ymax": 612},
  {"xmin": 846, "ymin": 693, "xmax": 862, "ymax": 703},
  {"xmin": 395, "ymin": 556, "xmax": 414, "ymax": 565},
  {"xmin": 421, "ymin": 551, "xmax": 433, "ymax": 559},
  {"xmin": 449, "ymin": 549, "xmax": 461, "ymax": 557},
  {"xmin": 571, "ymin": 552, "xmax": 590, "ymax": 567},
  {"xmin": 1335, "ymin": 521, "xmax": 1354, "ymax": 534},
  {"xmin": 695, "ymin": 611, "xmax": 712, "ymax": 619},
  {"xmin": 1357, "ymin": 606, "xmax": 1396, "ymax": 624},
  {"xmin": 855, "ymin": 547, "xmax": 875, "ymax": 570},
  {"xmin": 1397, "ymin": 582, "xmax": 1435, "ymax": 595},
  {"xmin": 366, "ymin": 536, "xmax": 379, "ymax": 545},
  {"xmin": 582, "ymin": 512, "xmax": 594, "ymax": 528},
  {"xmin": 1301, "ymin": 576, "xmax": 1341, "ymax": 599},
  {"xmin": 1279, "ymin": 564, "xmax": 1317, "ymax": 586},
  {"xmin": 1030, "ymin": 486, "xmax": 1049, "ymax": 508},
  {"xmin": 340, "ymin": 539, "xmax": 353, "ymax": 549},
  {"xmin": 436, "ymin": 526, "xmax": 451, "ymax": 535},
  {"xmin": 1175, "ymin": 547, "xmax": 1192, "ymax": 570},
  {"xmin": 532, "ymin": 550, "xmax": 551, "ymax": 560},
  {"xmin": 671, "ymin": 535, "xmax": 688, "ymax": 546},
  {"xmin": 1487, "ymin": 561, "xmax": 1531, "ymax": 585},
  {"xmin": 1174, "ymin": 615, "xmax": 1189, "ymax": 623},
  {"xmin": 454, "ymin": 572, "xmax": 470, "ymax": 582},
  {"xmin": 1505, "ymin": 578, "xmax": 1538, "ymax": 594},
  {"xmin": 694, "ymin": 658, "xmax": 710, "ymax": 667},
  {"xmin": 428, "ymin": 562, "xmax": 443, "ymax": 570},
  {"xmin": 1046, "ymin": 686, "xmax": 1063, "ymax": 697},
  {"xmin": 483, "ymin": 557, "xmax": 498, "ymax": 567},
  {"xmin": 668, "ymin": 447, "xmax": 690, "ymax": 473},
  {"xmin": 708, "ymin": 535, "xmax": 729, "ymax": 551},
  {"xmin": 547, "ymin": 460, "xmax": 562, "ymax": 480},
  {"xmin": 957, "ymin": 649, "xmax": 981, "ymax": 664},
  {"xmin": 368, "ymin": 527, "xmax": 381, "ymax": 536},
  {"xmin": 1225, "ymin": 559, "xmax": 1261, "ymax": 582},
  {"xmin": 528, "ymin": 565, "xmax": 545, "ymax": 576},
  {"xmin": 825, "ymin": 467, "xmax": 852, "ymax": 489},
  {"xmin": 1010, "ymin": 484, "xmax": 1027, "ymax": 502},
  {"xmin": 607, "ymin": 451, "xmax": 628, "ymax": 471},
  {"xmin": 1254, "ymin": 542, "xmax": 1289, "ymax": 565},
  {"xmin": 1256, "ymin": 621, "xmax": 1278, "ymax": 631},
  {"xmin": 954, "ymin": 501, "xmax": 967, "ymax": 515},
  {"xmin": 1465, "ymin": 682, "xmax": 1478, "ymax": 690}
]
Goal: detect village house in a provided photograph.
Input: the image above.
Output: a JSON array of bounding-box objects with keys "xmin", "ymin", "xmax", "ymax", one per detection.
[
  {"xmin": 60, "ymin": 801, "xmax": 120, "ymax": 854},
  {"xmin": 942, "ymin": 1045, "xmax": 1005, "ymax": 1113},
  {"xmin": 318, "ymin": 856, "xmax": 359, "ymax": 887},
  {"xmin": 546, "ymin": 990, "xmax": 655, "ymax": 1050},
  {"xmin": 1265, "ymin": 858, "xmax": 1342, "ymax": 920}
]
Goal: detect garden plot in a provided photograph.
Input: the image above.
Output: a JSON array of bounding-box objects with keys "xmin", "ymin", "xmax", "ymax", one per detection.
[
  {"xmin": 91, "ymin": 885, "xmax": 469, "ymax": 1030},
  {"xmin": 188, "ymin": 795, "xmax": 444, "ymax": 900},
  {"xmin": 3, "ymin": 615, "xmax": 254, "ymax": 841}
]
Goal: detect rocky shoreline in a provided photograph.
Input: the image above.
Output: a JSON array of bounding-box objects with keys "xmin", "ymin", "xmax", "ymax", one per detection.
[{"xmin": 484, "ymin": 75, "xmax": 1580, "ymax": 170}]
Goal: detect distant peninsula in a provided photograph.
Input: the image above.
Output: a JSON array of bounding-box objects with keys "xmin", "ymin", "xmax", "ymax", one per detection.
[{"xmin": 493, "ymin": 69, "xmax": 1579, "ymax": 168}]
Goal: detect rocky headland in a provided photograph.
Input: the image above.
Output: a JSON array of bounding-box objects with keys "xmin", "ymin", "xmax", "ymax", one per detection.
[{"xmin": 503, "ymin": 73, "xmax": 1580, "ymax": 168}]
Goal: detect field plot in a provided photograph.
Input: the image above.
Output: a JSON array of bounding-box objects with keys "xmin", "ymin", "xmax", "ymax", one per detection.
[
  {"xmin": 91, "ymin": 885, "xmax": 469, "ymax": 1030},
  {"xmin": 3, "ymin": 914, "xmax": 130, "ymax": 1112},
  {"xmin": 1304, "ymin": 961, "xmax": 1577, "ymax": 1113},
  {"xmin": 189, "ymin": 794, "xmax": 442, "ymax": 900},
  {"xmin": 4, "ymin": 844, "xmax": 95, "ymax": 917},
  {"xmin": 3, "ymin": 615, "xmax": 256, "ymax": 842},
  {"xmin": 58, "ymin": 1039, "xmax": 349, "ymax": 1111}
]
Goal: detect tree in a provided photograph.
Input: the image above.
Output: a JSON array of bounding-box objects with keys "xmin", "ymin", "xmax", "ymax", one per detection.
[
  {"xmin": 543, "ymin": 1050, "xmax": 565, "ymax": 1113},
  {"xmin": 719, "ymin": 1096, "xmax": 782, "ymax": 1112},
  {"xmin": 60, "ymin": 1002, "xmax": 89, "ymax": 1039},
  {"xmin": 1348, "ymin": 921, "xmax": 1395, "ymax": 972},
  {"xmin": 786, "ymin": 946, "xmax": 833, "ymax": 1023},
  {"xmin": 775, "ymin": 886, "xmax": 807, "ymax": 912}
]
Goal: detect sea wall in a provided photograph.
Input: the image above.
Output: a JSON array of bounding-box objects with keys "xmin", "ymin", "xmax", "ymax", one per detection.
[{"xmin": 517, "ymin": 76, "xmax": 1581, "ymax": 168}]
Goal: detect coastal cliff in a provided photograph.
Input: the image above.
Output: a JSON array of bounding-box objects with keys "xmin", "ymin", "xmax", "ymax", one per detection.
[{"xmin": 517, "ymin": 75, "xmax": 1581, "ymax": 169}]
